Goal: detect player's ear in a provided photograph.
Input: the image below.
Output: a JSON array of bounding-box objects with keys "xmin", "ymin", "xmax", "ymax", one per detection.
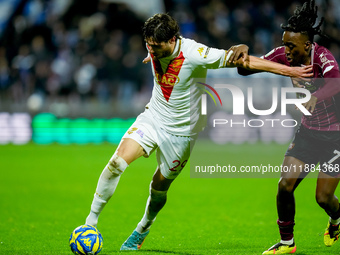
[
  {"xmin": 169, "ymin": 36, "xmax": 176, "ymax": 44},
  {"xmin": 305, "ymin": 41, "xmax": 312, "ymax": 52}
]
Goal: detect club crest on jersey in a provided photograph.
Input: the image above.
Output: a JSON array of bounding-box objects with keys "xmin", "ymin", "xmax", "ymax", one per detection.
[
  {"xmin": 288, "ymin": 143, "xmax": 295, "ymax": 150},
  {"xmin": 171, "ymin": 59, "xmax": 184, "ymax": 72}
]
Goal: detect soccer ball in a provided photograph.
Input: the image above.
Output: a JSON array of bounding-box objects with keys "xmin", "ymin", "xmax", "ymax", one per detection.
[{"xmin": 69, "ymin": 224, "xmax": 103, "ymax": 255}]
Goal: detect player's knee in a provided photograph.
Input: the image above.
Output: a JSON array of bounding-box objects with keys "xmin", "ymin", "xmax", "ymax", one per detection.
[
  {"xmin": 278, "ymin": 178, "xmax": 295, "ymax": 194},
  {"xmin": 105, "ymin": 154, "xmax": 129, "ymax": 176},
  {"xmin": 316, "ymin": 190, "xmax": 334, "ymax": 208}
]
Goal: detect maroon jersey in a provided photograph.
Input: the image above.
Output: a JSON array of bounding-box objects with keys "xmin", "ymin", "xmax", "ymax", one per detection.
[{"xmin": 257, "ymin": 43, "xmax": 340, "ymax": 131}]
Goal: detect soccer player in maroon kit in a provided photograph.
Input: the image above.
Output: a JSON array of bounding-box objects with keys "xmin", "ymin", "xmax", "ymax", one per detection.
[{"xmin": 238, "ymin": 1, "xmax": 340, "ymax": 254}]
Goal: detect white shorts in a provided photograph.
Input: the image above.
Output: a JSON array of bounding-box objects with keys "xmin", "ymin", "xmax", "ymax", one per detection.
[{"xmin": 122, "ymin": 109, "xmax": 196, "ymax": 179}]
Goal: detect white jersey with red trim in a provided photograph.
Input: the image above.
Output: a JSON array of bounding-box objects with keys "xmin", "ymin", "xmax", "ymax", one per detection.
[{"xmin": 146, "ymin": 37, "xmax": 229, "ymax": 136}]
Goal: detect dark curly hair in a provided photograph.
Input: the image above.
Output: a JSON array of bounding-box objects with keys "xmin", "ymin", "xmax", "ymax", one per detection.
[
  {"xmin": 142, "ymin": 13, "xmax": 180, "ymax": 43},
  {"xmin": 281, "ymin": 0, "xmax": 324, "ymax": 42}
]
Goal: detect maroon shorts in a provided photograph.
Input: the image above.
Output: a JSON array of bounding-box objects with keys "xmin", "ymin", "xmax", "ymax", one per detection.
[{"xmin": 285, "ymin": 125, "xmax": 340, "ymax": 177}]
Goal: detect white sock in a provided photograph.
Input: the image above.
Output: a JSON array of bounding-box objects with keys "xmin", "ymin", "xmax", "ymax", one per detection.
[
  {"xmin": 330, "ymin": 216, "xmax": 340, "ymax": 225},
  {"xmin": 85, "ymin": 155, "xmax": 128, "ymax": 226},
  {"xmin": 135, "ymin": 188, "xmax": 167, "ymax": 234},
  {"xmin": 281, "ymin": 238, "xmax": 294, "ymax": 245},
  {"xmin": 85, "ymin": 174, "xmax": 121, "ymax": 226}
]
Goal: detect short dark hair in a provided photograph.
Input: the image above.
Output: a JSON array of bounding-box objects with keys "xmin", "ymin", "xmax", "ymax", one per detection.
[
  {"xmin": 142, "ymin": 13, "xmax": 180, "ymax": 43},
  {"xmin": 281, "ymin": 0, "xmax": 324, "ymax": 42}
]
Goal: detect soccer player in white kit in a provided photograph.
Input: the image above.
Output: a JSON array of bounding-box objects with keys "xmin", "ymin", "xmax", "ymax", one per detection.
[{"xmin": 84, "ymin": 13, "xmax": 313, "ymax": 251}]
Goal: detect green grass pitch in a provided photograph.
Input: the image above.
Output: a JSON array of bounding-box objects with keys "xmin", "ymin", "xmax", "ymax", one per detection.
[{"xmin": 1, "ymin": 142, "xmax": 339, "ymax": 255}]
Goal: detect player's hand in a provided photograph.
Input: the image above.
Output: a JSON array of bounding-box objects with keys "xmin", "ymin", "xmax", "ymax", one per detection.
[
  {"xmin": 302, "ymin": 95, "xmax": 318, "ymax": 113},
  {"xmin": 143, "ymin": 56, "xmax": 151, "ymax": 64},
  {"xmin": 226, "ymin": 44, "xmax": 249, "ymax": 63},
  {"xmin": 291, "ymin": 78, "xmax": 306, "ymax": 88},
  {"xmin": 290, "ymin": 65, "xmax": 313, "ymax": 78},
  {"xmin": 291, "ymin": 78, "xmax": 307, "ymax": 100}
]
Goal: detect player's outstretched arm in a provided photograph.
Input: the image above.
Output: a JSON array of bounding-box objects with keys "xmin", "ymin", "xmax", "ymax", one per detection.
[{"xmin": 229, "ymin": 55, "xmax": 313, "ymax": 78}]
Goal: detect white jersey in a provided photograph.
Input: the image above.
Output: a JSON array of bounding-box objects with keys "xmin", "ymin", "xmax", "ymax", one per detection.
[{"xmin": 146, "ymin": 37, "xmax": 229, "ymax": 136}]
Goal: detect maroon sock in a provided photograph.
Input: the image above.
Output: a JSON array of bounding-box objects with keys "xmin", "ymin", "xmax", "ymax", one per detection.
[
  {"xmin": 277, "ymin": 219, "xmax": 295, "ymax": 241},
  {"xmin": 329, "ymin": 203, "xmax": 340, "ymax": 221}
]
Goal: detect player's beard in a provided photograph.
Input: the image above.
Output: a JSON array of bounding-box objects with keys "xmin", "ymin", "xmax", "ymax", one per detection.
[
  {"xmin": 154, "ymin": 48, "xmax": 173, "ymax": 59},
  {"xmin": 289, "ymin": 51, "xmax": 310, "ymax": 66}
]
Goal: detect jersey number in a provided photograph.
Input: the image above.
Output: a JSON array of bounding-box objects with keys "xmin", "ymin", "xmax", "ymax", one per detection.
[
  {"xmin": 328, "ymin": 150, "xmax": 340, "ymax": 164},
  {"xmin": 169, "ymin": 160, "xmax": 188, "ymax": 172}
]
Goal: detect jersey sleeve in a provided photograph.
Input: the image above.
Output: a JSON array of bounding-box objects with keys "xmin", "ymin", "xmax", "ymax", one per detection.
[
  {"xmin": 315, "ymin": 47, "xmax": 340, "ymax": 77},
  {"xmin": 237, "ymin": 46, "xmax": 287, "ymax": 75},
  {"xmin": 261, "ymin": 46, "xmax": 287, "ymax": 63},
  {"xmin": 313, "ymin": 48, "xmax": 340, "ymax": 101},
  {"xmin": 187, "ymin": 41, "xmax": 229, "ymax": 69}
]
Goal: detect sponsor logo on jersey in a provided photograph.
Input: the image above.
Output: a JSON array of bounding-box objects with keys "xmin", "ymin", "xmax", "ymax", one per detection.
[
  {"xmin": 197, "ymin": 47, "xmax": 204, "ymax": 56},
  {"xmin": 319, "ymin": 53, "xmax": 336, "ymax": 74},
  {"xmin": 151, "ymin": 52, "xmax": 185, "ymax": 101},
  {"xmin": 155, "ymin": 73, "xmax": 180, "ymax": 87},
  {"xmin": 127, "ymin": 127, "xmax": 138, "ymax": 135},
  {"xmin": 319, "ymin": 52, "xmax": 328, "ymax": 62}
]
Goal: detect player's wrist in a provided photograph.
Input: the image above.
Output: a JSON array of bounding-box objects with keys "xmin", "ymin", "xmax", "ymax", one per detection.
[{"xmin": 282, "ymin": 66, "xmax": 295, "ymax": 77}]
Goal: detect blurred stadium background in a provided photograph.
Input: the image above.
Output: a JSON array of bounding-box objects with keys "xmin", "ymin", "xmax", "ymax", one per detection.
[
  {"xmin": 2, "ymin": 1, "xmax": 340, "ymax": 254},
  {"xmin": 0, "ymin": 0, "xmax": 339, "ymax": 145}
]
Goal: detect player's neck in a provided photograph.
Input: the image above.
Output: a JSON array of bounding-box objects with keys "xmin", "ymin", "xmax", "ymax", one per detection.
[
  {"xmin": 170, "ymin": 39, "xmax": 179, "ymax": 57},
  {"xmin": 302, "ymin": 56, "xmax": 311, "ymax": 66},
  {"xmin": 297, "ymin": 54, "xmax": 311, "ymax": 67},
  {"xmin": 303, "ymin": 46, "xmax": 313, "ymax": 65}
]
